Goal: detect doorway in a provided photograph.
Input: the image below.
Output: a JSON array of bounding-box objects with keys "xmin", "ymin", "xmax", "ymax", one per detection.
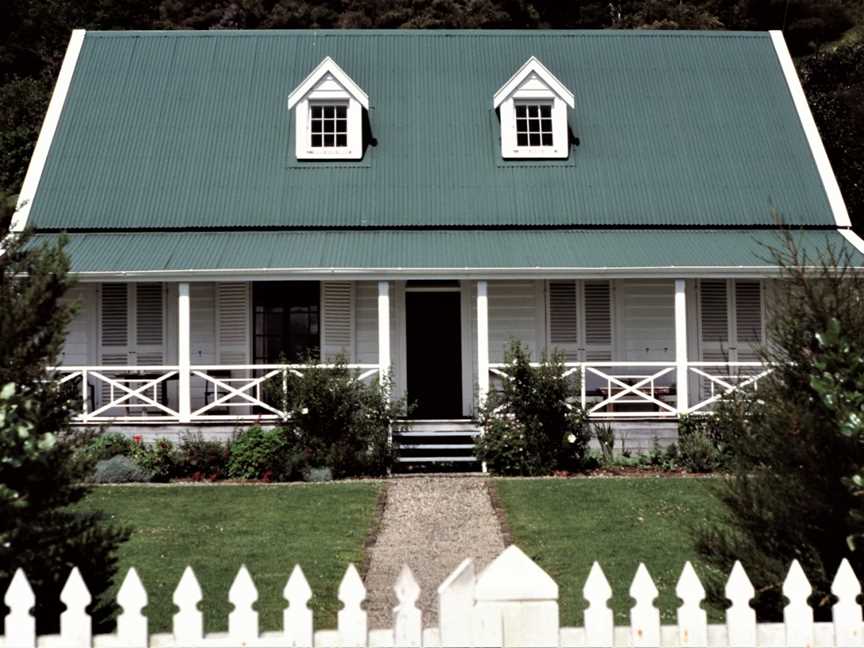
[{"xmin": 405, "ymin": 288, "xmax": 463, "ymax": 419}]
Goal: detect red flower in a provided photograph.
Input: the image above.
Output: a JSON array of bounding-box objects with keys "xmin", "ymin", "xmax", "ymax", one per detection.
[{"xmin": 132, "ymin": 435, "xmax": 143, "ymax": 445}]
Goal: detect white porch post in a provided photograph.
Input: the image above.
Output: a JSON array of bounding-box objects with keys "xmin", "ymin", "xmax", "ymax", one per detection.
[
  {"xmin": 377, "ymin": 281, "xmax": 391, "ymax": 389},
  {"xmin": 178, "ymin": 282, "xmax": 192, "ymax": 423},
  {"xmin": 477, "ymin": 280, "xmax": 490, "ymax": 407},
  {"xmin": 674, "ymin": 279, "xmax": 689, "ymax": 415}
]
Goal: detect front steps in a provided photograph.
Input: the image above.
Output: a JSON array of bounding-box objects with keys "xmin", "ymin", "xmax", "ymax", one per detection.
[{"xmin": 392, "ymin": 420, "xmax": 482, "ymax": 472}]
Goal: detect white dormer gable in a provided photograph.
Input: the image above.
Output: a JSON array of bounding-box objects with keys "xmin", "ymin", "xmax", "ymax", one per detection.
[
  {"xmin": 288, "ymin": 57, "xmax": 369, "ymax": 160},
  {"xmin": 493, "ymin": 57, "xmax": 575, "ymax": 159}
]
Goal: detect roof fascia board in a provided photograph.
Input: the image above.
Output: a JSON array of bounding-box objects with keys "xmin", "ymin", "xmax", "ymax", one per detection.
[
  {"xmin": 770, "ymin": 30, "xmax": 851, "ymax": 228},
  {"xmin": 493, "ymin": 56, "xmax": 575, "ymax": 109},
  {"xmin": 70, "ymin": 266, "xmax": 794, "ymax": 282},
  {"xmin": 12, "ymin": 29, "xmax": 86, "ymax": 232},
  {"xmin": 287, "ymin": 56, "xmax": 369, "ymax": 110},
  {"xmin": 840, "ymin": 229, "xmax": 864, "ymax": 256}
]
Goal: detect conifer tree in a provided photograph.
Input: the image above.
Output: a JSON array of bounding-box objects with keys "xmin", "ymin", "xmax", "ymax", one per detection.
[{"xmin": 0, "ymin": 195, "xmax": 129, "ymax": 633}]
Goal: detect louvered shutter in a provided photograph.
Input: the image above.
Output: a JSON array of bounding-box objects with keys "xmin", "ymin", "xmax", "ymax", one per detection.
[
  {"xmin": 321, "ymin": 282, "xmax": 354, "ymax": 362},
  {"xmin": 217, "ymin": 283, "xmax": 250, "ymax": 365},
  {"xmin": 100, "ymin": 283, "xmax": 129, "ymax": 366},
  {"xmin": 135, "ymin": 283, "xmax": 164, "ymax": 365},
  {"xmin": 734, "ymin": 280, "xmax": 763, "ymax": 360},
  {"xmin": 699, "ymin": 279, "xmax": 729, "ymax": 363},
  {"xmin": 547, "ymin": 281, "xmax": 579, "ymax": 361},
  {"xmin": 583, "ymin": 281, "xmax": 612, "ymax": 361}
]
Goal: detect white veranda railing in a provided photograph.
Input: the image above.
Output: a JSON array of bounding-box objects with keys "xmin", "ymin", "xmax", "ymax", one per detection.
[
  {"xmin": 489, "ymin": 361, "xmax": 773, "ymax": 419},
  {"xmin": 2, "ymin": 544, "xmax": 860, "ymax": 647},
  {"xmin": 49, "ymin": 364, "xmax": 379, "ymax": 424}
]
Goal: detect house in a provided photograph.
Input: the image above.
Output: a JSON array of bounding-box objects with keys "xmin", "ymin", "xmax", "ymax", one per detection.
[{"xmin": 14, "ymin": 29, "xmax": 864, "ymax": 464}]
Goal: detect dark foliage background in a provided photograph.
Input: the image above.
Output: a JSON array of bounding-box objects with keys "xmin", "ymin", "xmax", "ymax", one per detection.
[{"xmin": 0, "ymin": 0, "xmax": 862, "ymax": 231}]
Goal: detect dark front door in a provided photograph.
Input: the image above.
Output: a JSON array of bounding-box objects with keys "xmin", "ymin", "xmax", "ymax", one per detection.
[{"xmin": 406, "ymin": 291, "xmax": 463, "ymax": 419}]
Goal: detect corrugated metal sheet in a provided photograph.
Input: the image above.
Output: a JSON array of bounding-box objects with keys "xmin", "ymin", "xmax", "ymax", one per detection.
[
  {"xmin": 28, "ymin": 30, "xmax": 835, "ymax": 230},
  {"xmin": 30, "ymin": 230, "xmax": 862, "ymax": 273}
]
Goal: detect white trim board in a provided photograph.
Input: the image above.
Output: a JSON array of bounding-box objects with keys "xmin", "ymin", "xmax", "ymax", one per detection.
[
  {"xmin": 840, "ymin": 229, "xmax": 864, "ymax": 255},
  {"xmin": 770, "ymin": 30, "xmax": 851, "ymax": 229},
  {"xmin": 12, "ymin": 29, "xmax": 86, "ymax": 232}
]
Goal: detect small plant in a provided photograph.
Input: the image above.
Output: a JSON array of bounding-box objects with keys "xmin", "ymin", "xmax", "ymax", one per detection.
[
  {"xmin": 131, "ymin": 438, "xmax": 180, "ymax": 483},
  {"xmin": 92, "ymin": 456, "xmax": 152, "ymax": 483},
  {"xmin": 227, "ymin": 427, "xmax": 305, "ymax": 481},
  {"xmin": 476, "ymin": 341, "xmax": 590, "ymax": 476},
  {"xmin": 593, "ymin": 423, "xmax": 615, "ymax": 464},
  {"xmin": 177, "ymin": 433, "xmax": 231, "ymax": 481},
  {"xmin": 83, "ymin": 432, "xmax": 136, "ymax": 462}
]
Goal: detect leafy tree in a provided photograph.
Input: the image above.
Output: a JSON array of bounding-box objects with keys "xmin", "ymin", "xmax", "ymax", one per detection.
[
  {"xmin": 695, "ymin": 232, "xmax": 864, "ymax": 620},
  {"xmin": 0, "ymin": 197, "xmax": 129, "ymax": 633},
  {"xmin": 799, "ymin": 43, "xmax": 864, "ymax": 234}
]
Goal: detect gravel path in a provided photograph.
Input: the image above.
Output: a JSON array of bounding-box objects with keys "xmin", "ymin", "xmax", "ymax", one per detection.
[{"xmin": 363, "ymin": 476, "xmax": 506, "ymax": 629}]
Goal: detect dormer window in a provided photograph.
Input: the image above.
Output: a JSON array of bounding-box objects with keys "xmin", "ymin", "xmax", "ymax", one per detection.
[
  {"xmin": 288, "ymin": 57, "xmax": 369, "ymax": 160},
  {"xmin": 493, "ymin": 57, "xmax": 575, "ymax": 159}
]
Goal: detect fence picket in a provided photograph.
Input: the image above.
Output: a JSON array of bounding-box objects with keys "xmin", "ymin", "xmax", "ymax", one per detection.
[
  {"xmin": 676, "ymin": 561, "xmax": 707, "ymax": 647},
  {"xmin": 725, "ymin": 561, "xmax": 756, "ymax": 647},
  {"xmin": 783, "ymin": 559, "xmax": 813, "ymax": 647},
  {"xmin": 629, "ymin": 563, "xmax": 660, "ymax": 647},
  {"xmin": 284, "ymin": 565, "xmax": 314, "ymax": 647},
  {"xmin": 583, "ymin": 561, "xmax": 613, "ymax": 647},
  {"xmin": 4, "ymin": 569, "xmax": 36, "ymax": 648},
  {"xmin": 832, "ymin": 558, "xmax": 863, "ymax": 647},
  {"xmin": 437, "ymin": 558, "xmax": 475, "ymax": 648},
  {"xmin": 338, "ymin": 563, "xmax": 367, "ymax": 648},
  {"xmin": 228, "ymin": 565, "xmax": 259, "ymax": 641},
  {"xmin": 173, "ymin": 566, "xmax": 204, "ymax": 645},
  {"xmin": 393, "ymin": 564, "xmax": 422, "ymax": 647},
  {"xmin": 116, "ymin": 567, "xmax": 148, "ymax": 647},
  {"xmin": 60, "ymin": 567, "xmax": 92, "ymax": 647}
]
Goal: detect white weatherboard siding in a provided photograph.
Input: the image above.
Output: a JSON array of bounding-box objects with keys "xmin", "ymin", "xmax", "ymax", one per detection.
[{"xmin": 487, "ymin": 280, "xmax": 545, "ymax": 362}]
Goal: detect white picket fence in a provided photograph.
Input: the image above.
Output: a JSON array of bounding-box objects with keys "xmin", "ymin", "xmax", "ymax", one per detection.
[{"xmin": 2, "ymin": 545, "xmax": 862, "ymax": 647}]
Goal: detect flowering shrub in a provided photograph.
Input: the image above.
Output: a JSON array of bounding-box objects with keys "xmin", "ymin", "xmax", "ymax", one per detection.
[
  {"xmin": 130, "ymin": 438, "xmax": 180, "ymax": 482},
  {"xmin": 476, "ymin": 341, "xmax": 590, "ymax": 476},
  {"xmin": 226, "ymin": 427, "xmax": 305, "ymax": 481}
]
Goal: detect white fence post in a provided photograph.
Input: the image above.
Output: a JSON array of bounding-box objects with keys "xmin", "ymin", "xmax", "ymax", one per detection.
[
  {"xmin": 4, "ymin": 569, "xmax": 36, "ymax": 648},
  {"xmin": 116, "ymin": 568, "xmax": 148, "ymax": 647},
  {"xmin": 630, "ymin": 563, "xmax": 660, "ymax": 647},
  {"xmin": 338, "ymin": 564, "xmax": 367, "ymax": 648},
  {"xmin": 583, "ymin": 561, "xmax": 614, "ymax": 647},
  {"xmin": 784, "ymin": 560, "xmax": 814, "ymax": 648},
  {"xmin": 725, "ymin": 560, "xmax": 757, "ymax": 648},
  {"xmin": 676, "ymin": 561, "xmax": 707, "ymax": 647},
  {"xmin": 284, "ymin": 565, "xmax": 314, "ymax": 647},
  {"xmin": 228, "ymin": 565, "xmax": 259, "ymax": 642},
  {"xmin": 393, "ymin": 564, "xmax": 422, "ymax": 647},
  {"xmin": 60, "ymin": 567, "xmax": 92, "ymax": 647},
  {"xmin": 438, "ymin": 558, "xmax": 476, "ymax": 648},
  {"xmin": 473, "ymin": 545, "xmax": 559, "ymax": 647},
  {"xmin": 173, "ymin": 566, "xmax": 204, "ymax": 646}
]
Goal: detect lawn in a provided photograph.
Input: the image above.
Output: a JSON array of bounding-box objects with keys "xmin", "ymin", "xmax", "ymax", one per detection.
[
  {"xmin": 77, "ymin": 483, "xmax": 383, "ymax": 633},
  {"xmin": 493, "ymin": 477, "xmax": 723, "ymax": 626}
]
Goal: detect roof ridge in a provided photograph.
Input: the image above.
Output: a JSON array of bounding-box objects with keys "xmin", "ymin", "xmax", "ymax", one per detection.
[{"xmin": 84, "ymin": 29, "xmax": 771, "ymax": 39}]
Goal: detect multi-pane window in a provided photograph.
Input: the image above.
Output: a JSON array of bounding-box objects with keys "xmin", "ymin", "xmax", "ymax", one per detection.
[
  {"xmin": 515, "ymin": 103, "xmax": 553, "ymax": 147},
  {"xmin": 310, "ymin": 104, "xmax": 348, "ymax": 148},
  {"xmin": 253, "ymin": 282, "xmax": 320, "ymax": 363}
]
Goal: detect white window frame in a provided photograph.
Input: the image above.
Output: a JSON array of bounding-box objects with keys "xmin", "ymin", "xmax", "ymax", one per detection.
[
  {"xmin": 288, "ymin": 57, "xmax": 369, "ymax": 161},
  {"xmin": 494, "ymin": 57, "xmax": 574, "ymax": 160}
]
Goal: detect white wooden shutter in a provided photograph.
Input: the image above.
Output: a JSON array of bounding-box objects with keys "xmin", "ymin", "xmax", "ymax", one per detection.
[
  {"xmin": 217, "ymin": 283, "xmax": 250, "ymax": 365},
  {"xmin": 583, "ymin": 281, "xmax": 612, "ymax": 361},
  {"xmin": 699, "ymin": 280, "xmax": 729, "ymax": 361},
  {"xmin": 547, "ymin": 281, "xmax": 579, "ymax": 361},
  {"xmin": 734, "ymin": 280, "xmax": 763, "ymax": 360},
  {"xmin": 100, "ymin": 283, "xmax": 129, "ymax": 366},
  {"xmin": 135, "ymin": 283, "xmax": 164, "ymax": 365},
  {"xmin": 321, "ymin": 282, "xmax": 354, "ymax": 362}
]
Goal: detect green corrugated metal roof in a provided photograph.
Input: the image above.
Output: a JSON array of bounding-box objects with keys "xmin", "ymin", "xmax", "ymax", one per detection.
[
  {"xmin": 30, "ymin": 230, "xmax": 862, "ymax": 274},
  {"xmin": 28, "ymin": 30, "xmax": 836, "ymax": 231}
]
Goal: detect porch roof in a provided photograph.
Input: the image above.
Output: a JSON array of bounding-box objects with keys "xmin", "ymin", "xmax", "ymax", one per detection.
[{"xmin": 31, "ymin": 229, "xmax": 863, "ymax": 278}]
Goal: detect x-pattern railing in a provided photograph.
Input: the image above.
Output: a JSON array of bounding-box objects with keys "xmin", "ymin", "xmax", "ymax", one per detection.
[
  {"xmin": 583, "ymin": 363, "xmax": 678, "ymax": 417},
  {"xmin": 687, "ymin": 362, "xmax": 774, "ymax": 414}
]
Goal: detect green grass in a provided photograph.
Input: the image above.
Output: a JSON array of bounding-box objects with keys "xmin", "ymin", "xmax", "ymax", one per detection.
[
  {"xmin": 493, "ymin": 477, "xmax": 723, "ymax": 625},
  {"xmin": 77, "ymin": 483, "xmax": 382, "ymax": 633}
]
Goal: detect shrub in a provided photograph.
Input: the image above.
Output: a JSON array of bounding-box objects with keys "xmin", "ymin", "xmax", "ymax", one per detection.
[
  {"xmin": 131, "ymin": 438, "xmax": 180, "ymax": 483},
  {"xmin": 593, "ymin": 423, "xmax": 615, "ymax": 464},
  {"xmin": 92, "ymin": 456, "xmax": 152, "ymax": 483},
  {"xmin": 176, "ymin": 433, "xmax": 230, "ymax": 480},
  {"xmin": 476, "ymin": 341, "xmax": 590, "ymax": 476},
  {"xmin": 227, "ymin": 427, "xmax": 305, "ymax": 481},
  {"xmin": 694, "ymin": 234, "xmax": 864, "ymax": 620},
  {"xmin": 281, "ymin": 359, "xmax": 401, "ymax": 478},
  {"xmin": 83, "ymin": 432, "xmax": 136, "ymax": 462}
]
